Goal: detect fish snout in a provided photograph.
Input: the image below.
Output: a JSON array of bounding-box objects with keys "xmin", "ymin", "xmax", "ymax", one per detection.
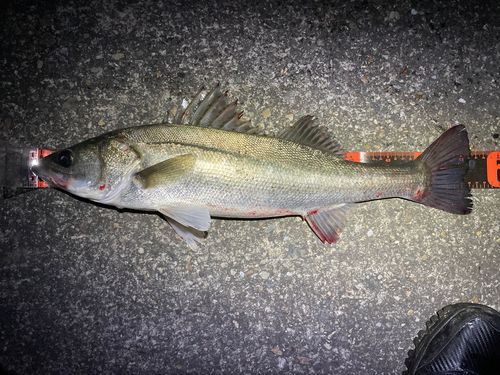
[{"xmin": 32, "ymin": 163, "xmax": 70, "ymax": 188}]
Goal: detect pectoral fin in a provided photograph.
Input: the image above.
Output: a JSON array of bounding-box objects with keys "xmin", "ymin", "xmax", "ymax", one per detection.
[
  {"xmin": 304, "ymin": 204, "xmax": 354, "ymax": 244},
  {"xmin": 135, "ymin": 154, "xmax": 196, "ymax": 189}
]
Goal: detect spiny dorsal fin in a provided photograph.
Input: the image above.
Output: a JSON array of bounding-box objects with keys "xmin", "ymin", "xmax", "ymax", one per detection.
[
  {"xmin": 277, "ymin": 115, "xmax": 343, "ymax": 154},
  {"xmin": 169, "ymin": 84, "xmax": 264, "ymax": 136}
]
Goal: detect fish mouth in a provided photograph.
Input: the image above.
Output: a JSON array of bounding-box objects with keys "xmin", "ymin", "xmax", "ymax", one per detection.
[{"xmin": 32, "ymin": 165, "xmax": 71, "ymax": 188}]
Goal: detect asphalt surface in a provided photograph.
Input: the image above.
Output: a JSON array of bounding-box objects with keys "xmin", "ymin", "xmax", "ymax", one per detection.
[{"xmin": 1, "ymin": 0, "xmax": 499, "ymax": 374}]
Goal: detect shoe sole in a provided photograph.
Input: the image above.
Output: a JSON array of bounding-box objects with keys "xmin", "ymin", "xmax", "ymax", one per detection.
[{"xmin": 402, "ymin": 303, "xmax": 500, "ymax": 375}]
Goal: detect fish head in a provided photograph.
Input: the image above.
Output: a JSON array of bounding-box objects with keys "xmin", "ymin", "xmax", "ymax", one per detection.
[{"xmin": 34, "ymin": 135, "xmax": 142, "ymax": 202}]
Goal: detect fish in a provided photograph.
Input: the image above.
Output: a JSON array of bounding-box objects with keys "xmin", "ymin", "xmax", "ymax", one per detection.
[{"xmin": 33, "ymin": 84, "xmax": 472, "ymax": 250}]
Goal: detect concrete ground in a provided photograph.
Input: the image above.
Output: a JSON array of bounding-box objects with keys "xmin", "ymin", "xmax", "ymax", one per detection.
[{"xmin": 1, "ymin": 0, "xmax": 499, "ymax": 373}]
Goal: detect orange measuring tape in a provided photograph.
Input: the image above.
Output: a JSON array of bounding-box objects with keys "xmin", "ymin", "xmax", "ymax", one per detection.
[{"xmin": 32, "ymin": 149, "xmax": 500, "ymax": 189}]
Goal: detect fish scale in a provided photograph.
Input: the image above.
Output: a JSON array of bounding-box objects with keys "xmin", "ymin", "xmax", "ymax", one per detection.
[{"xmin": 113, "ymin": 124, "xmax": 426, "ymax": 213}]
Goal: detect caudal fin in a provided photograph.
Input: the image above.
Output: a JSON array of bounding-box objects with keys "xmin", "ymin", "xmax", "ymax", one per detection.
[{"xmin": 412, "ymin": 125, "xmax": 472, "ymax": 215}]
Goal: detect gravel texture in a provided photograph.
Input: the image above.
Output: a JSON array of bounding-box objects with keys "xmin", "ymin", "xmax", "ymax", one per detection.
[{"xmin": 1, "ymin": 0, "xmax": 499, "ymax": 374}]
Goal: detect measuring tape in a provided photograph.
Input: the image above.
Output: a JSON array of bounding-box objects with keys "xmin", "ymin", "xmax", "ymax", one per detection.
[{"xmin": 29, "ymin": 149, "xmax": 500, "ymax": 189}]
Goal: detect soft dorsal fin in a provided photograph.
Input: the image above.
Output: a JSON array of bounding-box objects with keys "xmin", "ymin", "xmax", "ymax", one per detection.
[
  {"xmin": 277, "ymin": 115, "xmax": 343, "ymax": 154},
  {"xmin": 168, "ymin": 84, "xmax": 264, "ymax": 136}
]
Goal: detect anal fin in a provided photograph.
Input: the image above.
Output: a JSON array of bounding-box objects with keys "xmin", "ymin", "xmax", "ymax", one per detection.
[{"xmin": 304, "ymin": 204, "xmax": 353, "ymax": 244}]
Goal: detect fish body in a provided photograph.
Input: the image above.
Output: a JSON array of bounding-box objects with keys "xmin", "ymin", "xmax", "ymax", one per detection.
[{"xmin": 34, "ymin": 85, "xmax": 472, "ymax": 249}]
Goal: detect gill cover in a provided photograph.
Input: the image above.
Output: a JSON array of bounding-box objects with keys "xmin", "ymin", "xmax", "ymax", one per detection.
[{"xmin": 96, "ymin": 137, "xmax": 143, "ymax": 204}]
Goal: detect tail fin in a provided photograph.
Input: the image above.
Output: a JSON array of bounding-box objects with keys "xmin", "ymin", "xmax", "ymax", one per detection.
[{"xmin": 412, "ymin": 125, "xmax": 472, "ymax": 215}]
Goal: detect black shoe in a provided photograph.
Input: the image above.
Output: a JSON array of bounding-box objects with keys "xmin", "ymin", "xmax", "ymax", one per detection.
[{"xmin": 403, "ymin": 303, "xmax": 500, "ymax": 375}]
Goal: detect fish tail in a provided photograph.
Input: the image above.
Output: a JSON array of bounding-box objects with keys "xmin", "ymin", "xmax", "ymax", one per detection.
[{"xmin": 411, "ymin": 125, "xmax": 472, "ymax": 214}]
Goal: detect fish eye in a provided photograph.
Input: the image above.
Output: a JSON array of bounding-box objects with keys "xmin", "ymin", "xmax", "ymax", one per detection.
[{"xmin": 58, "ymin": 149, "xmax": 74, "ymax": 168}]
